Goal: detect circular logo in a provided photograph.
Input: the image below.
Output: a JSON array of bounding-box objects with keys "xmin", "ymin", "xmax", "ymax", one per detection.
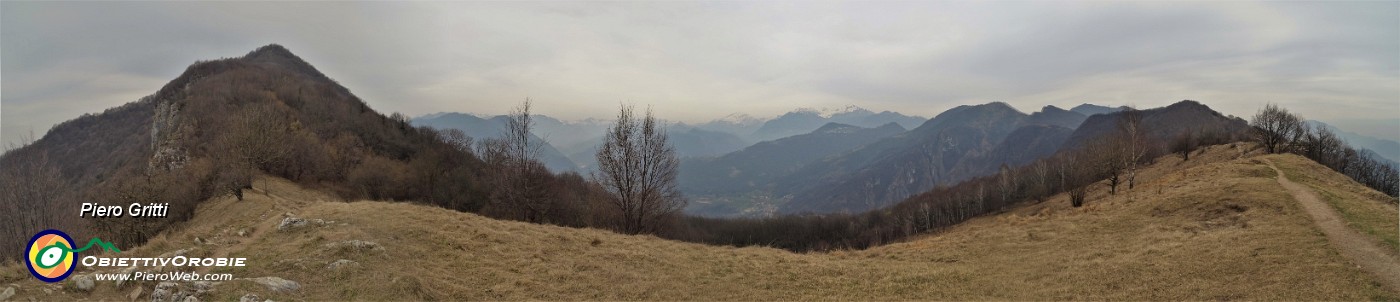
[{"xmin": 26, "ymin": 229, "xmax": 76, "ymax": 283}]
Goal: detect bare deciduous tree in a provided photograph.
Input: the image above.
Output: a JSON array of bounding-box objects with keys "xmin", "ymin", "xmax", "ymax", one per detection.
[
  {"xmin": 1032, "ymin": 160, "xmax": 1050, "ymax": 200},
  {"xmin": 491, "ymin": 99, "xmax": 551, "ymax": 223},
  {"xmin": 594, "ymin": 105, "xmax": 685, "ymax": 234},
  {"xmin": 1171, "ymin": 127, "xmax": 1198, "ymax": 161},
  {"xmin": 1058, "ymin": 151, "xmax": 1089, "ymax": 207},
  {"xmin": 995, "ymin": 164, "xmax": 1015, "ymax": 204},
  {"xmin": 224, "ymin": 103, "xmax": 293, "ymax": 195},
  {"xmin": 439, "ymin": 128, "xmax": 474, "ymax": 155},
  {"xmin": 1116, "ymin": 107, "xmax": 1148, "ymax": 190},
  {"xmin": 1251, "ymin": 103, "xmax": 1305, "ymax": 154},
  {"xmin": 0, "ymin": 142, "xmax": 65, "ymax": 258},
  {"xmin": 230, "ymin": 103, "xmax": 292, "ymax": 172}
]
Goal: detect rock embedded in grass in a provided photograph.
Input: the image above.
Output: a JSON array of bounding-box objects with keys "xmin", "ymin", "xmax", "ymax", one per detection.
[
  {"xmin": 277, "ymin": 216, "xmax": 331, "ymax": 231},
  {"xmin": 128, "ymin": 286, "xmax": 143, "ymax": 301},
  {"xmin": 71, "ymin": 274, "xmax": 94, "ymax": 292},
  {"xmin": 322, "ymin": 240, "xmax": 384, "ymax": 253},
  {"xmin": 326, "ymin": 259, "xmax": 359, "ymax": 270},
  {"xmin": 151, "ymin": 282, "xmax": 179, "ymax": 302},
  {"xmin": 247, "ymin": 277, "xmax": 300, "ymax": 293},
  {"xmin": 238, "ymin": 293, "xmax": 261, "ymax": 302}
]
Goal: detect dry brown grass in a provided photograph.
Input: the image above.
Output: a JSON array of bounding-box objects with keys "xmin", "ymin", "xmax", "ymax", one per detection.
[{"xmin": 4, "ymin": 144, "xmax": 1396, "ymax": 300}]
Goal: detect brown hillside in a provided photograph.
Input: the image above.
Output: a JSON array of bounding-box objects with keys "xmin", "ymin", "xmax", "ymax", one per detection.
[{"xmin": 2, "ymin": 144, "xmax": 1394, "ymax": 300}]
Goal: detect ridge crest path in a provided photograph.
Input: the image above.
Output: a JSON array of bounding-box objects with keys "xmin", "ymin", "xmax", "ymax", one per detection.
[{"xmin": 1265, "ymin": 159, "xmax": 1400, "ymax": 293}]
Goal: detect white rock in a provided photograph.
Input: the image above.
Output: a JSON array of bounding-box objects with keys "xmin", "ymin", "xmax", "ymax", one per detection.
[
  {"xmin": 116, "ymin": 266, "xmax": 139, "ymax": 288},
  {"xmin": 72, "ymin": 274, "xmax": 95, "ymax": 292},
  {"xmin": 326, "ymin": 259, "xmax": 359, "ymax": 270},
  {"xmin": 0, "ymin": 287, "xmax": 15, "ymax": 301},
  {"xmin": 238, "ymin": 293, "xmax": 261, "ymax": 302},
  {"xmin": 323, "ymin": 240, "xmax": 384, "ymax": 253},
  {"xmin": 276, "ymin": 217, "xmax": 307, "ymax": 231},
  {"xmin": 247, "ymin": 277, "xmax": 300, "ymax": 293},
  {"xmin": 128, "ymin": 286, "xmax": 144, "ymax": 302},
  {"xmin": 151, "ymin": 282, "xmax": 179, "ymax": 302}
]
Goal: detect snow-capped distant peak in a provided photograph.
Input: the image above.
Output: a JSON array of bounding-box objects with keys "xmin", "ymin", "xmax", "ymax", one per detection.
[
  {"xmin": 792, "ymin": 105, "xmax": 872, "ymax": 118},
  {"xmin": 714, "ymin": 113, "xmax": 764, "ymax": 125}
]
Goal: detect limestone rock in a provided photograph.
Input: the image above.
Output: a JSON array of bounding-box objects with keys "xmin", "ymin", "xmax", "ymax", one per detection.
[
  {"xmin": 276, "ymin": 217, "xmax": 307, "ymax": 231},
  {"xmin": 326, "ymin": 259, "xmax": 359, "ymax": 270},
  {"xmin": 151, "ymin": 282, "xmax": 179, "ymax": 302},
  {"xmin": 128, "ymin": 286, "xmax": 144, "ymax": 302},
  {"xmin": 247, "ymin": 277, "xmax": 300, "ymax": 293},
  {"xmin": 238, "ymin": 293, "xmax": 261, "ymax": 302},
  {"xmin": 277, "ymin": 216, "xmax": 329, "ymax": 231},
  {"xmin": 323, "ymin": 240, "xmax": 384, "ymax": 253},
  {"xmin": 72, "ymin": 274, "xmax": 95, "ymax": 292},
  {"xmin": 115, "ymin": 266, "xmax": 139, "ymax": 288}
]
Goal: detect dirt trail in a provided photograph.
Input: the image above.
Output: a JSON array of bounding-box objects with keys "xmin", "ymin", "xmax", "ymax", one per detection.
[
  {"xmin": 1265, "ymin": 160, "xmax": 1400, "ymax": 293},
  {"xmin": 194, "ymin": 183, "xmax": 300, "ymax": 274}
]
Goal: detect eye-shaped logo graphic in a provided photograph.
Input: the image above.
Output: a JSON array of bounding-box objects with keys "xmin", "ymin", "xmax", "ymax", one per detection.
[
  {"xmin": 26, "ymin": 229, "xmax": 76, "ymax": 283},
  {"xmin": 24, "ymin": 229, "xmax": 122, "ymax": 282}
]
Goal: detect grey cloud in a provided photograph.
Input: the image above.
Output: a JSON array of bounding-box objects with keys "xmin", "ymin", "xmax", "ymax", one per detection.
[{"xmin": 3, "ymin": 1, "xmax": 1396, "ymax": 147}]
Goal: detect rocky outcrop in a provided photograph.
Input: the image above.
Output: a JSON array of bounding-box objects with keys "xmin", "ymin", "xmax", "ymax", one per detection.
[
  {"xmin": 148, "ymin": 100, "xmax": 190, "ymax": 171},
  {"xmin": 277, "ymin": 214, "xmax": 332, "ymax": 231}
]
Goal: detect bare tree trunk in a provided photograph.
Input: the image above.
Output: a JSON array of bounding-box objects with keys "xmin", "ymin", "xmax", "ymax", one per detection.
[
  {"xmin": 595, "ymin": 105, "xmax": 685, "ymax": 235},
  {"xmin": 1117, "ymin": 108, "xmax": 1147, "ymax": 191},
  {"xmin": 494, "ymin": 99, "xmax": 548, "ymax": 222}
]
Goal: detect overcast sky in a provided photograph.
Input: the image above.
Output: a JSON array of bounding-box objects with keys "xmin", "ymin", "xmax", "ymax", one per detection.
[{"xmin": 3, "ymin": 1, "xmax": 1397, "ymax": 146}]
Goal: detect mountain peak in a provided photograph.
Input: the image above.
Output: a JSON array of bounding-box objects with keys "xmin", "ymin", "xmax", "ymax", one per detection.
[
  {"xmin": 244, "ymin": 44, "xmax": 296, "ymax": 59},
  {"xmin": 968, "ymin": 101, "xmax": 1023, "ymax": 115},
  {"xmin": 1165, "ymin": 99, "xmax": 1208, "ymax": 110},
  {"xmin": 957, "ymin": 101, "xmax": 1022, "ymax": 115},
  {"xmin": 1070, "ymin": 103, "xmax": 1127, "ymax": 116},
  {"xmin": 242, "ymin": 44, "xmax": 324, "ymax": 78},
  {"xmin": 1026, "ymin": 104, "xmax": 1088, "ymax": 129},
  {"xmin": 714, "ymin": 113, "xmax": 763, "ymax": 125}
]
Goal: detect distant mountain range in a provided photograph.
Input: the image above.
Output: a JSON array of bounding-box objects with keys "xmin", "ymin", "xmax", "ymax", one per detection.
[
  {"xmin": 1069, "ymin": 103, "xmax": 1129, "ymax": 116},
  {"xmin": 413, "ymin": 105, "xmax": 927, "ymax": 172},
  {"xmin": 774, "ymin": 102, "xmax": 1083, "ymax": 214},
  {"xmin": 1061, "ymin": 100, "xmax": 1249, "ymax": 148},
  {"xmin": 678, "ymin": 100, "xmax": 1252, "ymax": 216},
  {"xmin": 410, "ymin": 100, "xmax": 1255, "ymax": 217},
  {"xmin": 748, "ymin": 106, "xmax": 926, "ymax": 142},
  {"xmin": 1306, "ymin": 120, "xmax": 1400, "ymax": 163}
]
